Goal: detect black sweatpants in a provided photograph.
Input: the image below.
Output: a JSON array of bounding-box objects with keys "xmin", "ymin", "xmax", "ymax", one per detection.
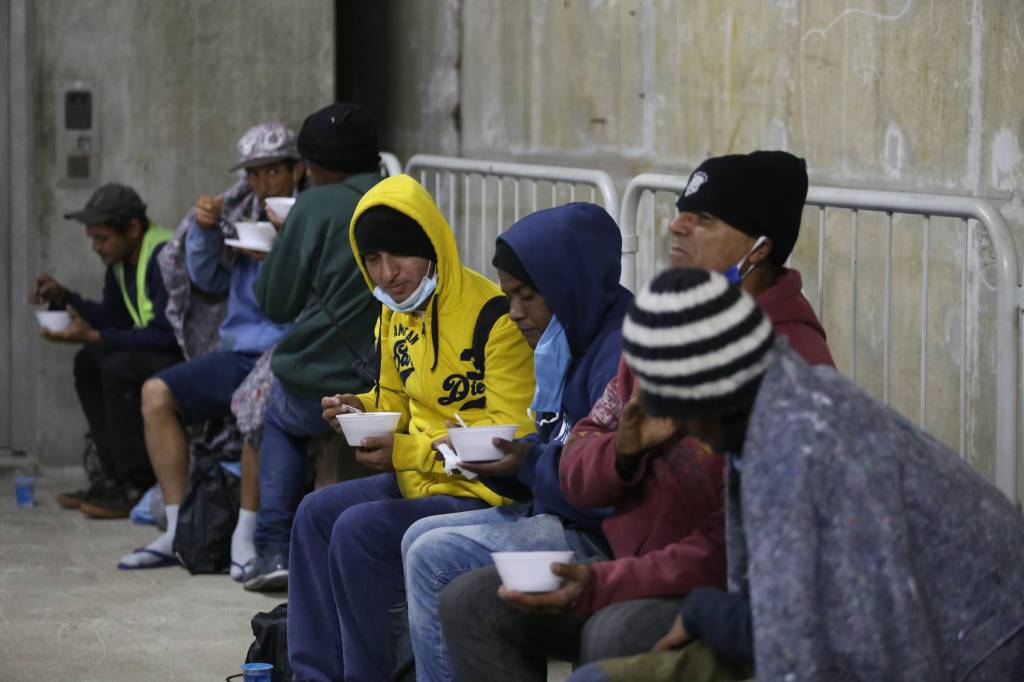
[{"xmin": 73, "ymin": 344, "xmax": 181, "ymax": 487}]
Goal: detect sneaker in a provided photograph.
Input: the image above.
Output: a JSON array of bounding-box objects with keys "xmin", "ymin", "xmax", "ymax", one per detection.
[
  {"xmin": 78, "ymin": 482, "xmax": 145, "ymax": 519},
  {"xmin": 56, "ymin": 478, "xmax": 115, "ymax": 509},
  {"xmin": 243, "ymin": 553, "xmax": 289, "ymax": 592}
]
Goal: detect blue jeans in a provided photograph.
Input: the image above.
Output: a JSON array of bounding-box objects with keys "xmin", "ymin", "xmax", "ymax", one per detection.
[
  {"xmin": 402, "ymin": 504, "xmax": 606, "ymax": 682},
  {"xmin": 287, "ymin": 473, "xmax": 489, "ymax": 682},
  {"xmin": 253, "ymin": 378, "xmax": 333, "ymax": 557}
]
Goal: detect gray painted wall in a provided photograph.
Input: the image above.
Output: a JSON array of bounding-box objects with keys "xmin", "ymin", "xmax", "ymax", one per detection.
[
  {"xmin": 373, "ymin": 0, "xmax": 1023, "ymax": 492},
  {"xmin": 23, "ymin": 0, "xmax": 335, "ymax": 466}
]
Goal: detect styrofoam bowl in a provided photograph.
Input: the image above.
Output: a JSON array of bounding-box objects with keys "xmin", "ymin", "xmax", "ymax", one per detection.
[
  {"xmin": 491, "ymin": 551, "xmax": 575, "ymax": 593},
  {"xmin": 449, "ymin": 424, "xmax": 519, "ymax": 462},
  {"xmin": 336, "ymin": 412, "xmax": 402, "ymax": 447},
  {"xmin": 234, "ymin": 221, "xmax": 277, "ymax": 249},
  {"xmin": 35, "ymin": 310, "xmax": 71, "ymax": 333},
  {"xmin": 264, "ymin": 197, "xmax": 296, "ymax": 220}
]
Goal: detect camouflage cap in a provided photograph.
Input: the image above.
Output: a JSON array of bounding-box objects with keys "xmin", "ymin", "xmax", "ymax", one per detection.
[
  {"xmin": 228, "ymin": 121, "xmax": 299, "ymax": 172},
  {"xmin": 64, "ymin": 183, "xmax": 146, "ymax": 225}
]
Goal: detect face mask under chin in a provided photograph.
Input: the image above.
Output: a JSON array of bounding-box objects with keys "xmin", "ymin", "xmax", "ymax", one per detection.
[{"xmin": 374, "ymin": 262, "xmax": 438, "ymax": 313}]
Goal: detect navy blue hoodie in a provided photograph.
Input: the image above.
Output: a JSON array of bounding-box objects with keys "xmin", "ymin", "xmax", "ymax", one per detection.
[{"xmin": 483, "ymin": 202, "xmax": 633, "ymax": 534}]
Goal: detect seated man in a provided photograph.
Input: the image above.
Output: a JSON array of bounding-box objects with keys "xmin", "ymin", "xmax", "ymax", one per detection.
[
  {"xmin": 116, "ymin": 122, "xmax": 301, "ymax": 571},
  {"xmin": 440, "ymin": 151, "xmax": 836, "ymax": 680},
  {"xmin": 245, "ymin": 102, "xmax": 385, "ymax": 591},
  {"xmin": 288, "ymin": 174, "xmax": 536, "ymax": 682},
  {"xmin": 400, "ymin": 202, "xmax": 633, "ymax": 682},
  {"xmin": 570, "ymin": 267, "xmax": 1024, "ymax": 681},
  {"xmin": 34, "ymin": 184, "xmax": 180, "ymax": 518}
]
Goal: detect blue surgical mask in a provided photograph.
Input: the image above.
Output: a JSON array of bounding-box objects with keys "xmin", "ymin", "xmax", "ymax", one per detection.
[
  {"xmin": 724, "ymin": 235, "xmax": 768, "ymax": 285},
  {"xmin": 373, "ymin": 263, "xmax": 438, "ymax": 313},
  {"xmin": 529, "ymin": 315, "xmax": 572, "ymax": 421}
]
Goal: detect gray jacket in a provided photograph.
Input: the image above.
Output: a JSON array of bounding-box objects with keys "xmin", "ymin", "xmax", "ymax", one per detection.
[{"xmin": 727, "ymin": 339, "xmax": 1024, "ymax": 681}]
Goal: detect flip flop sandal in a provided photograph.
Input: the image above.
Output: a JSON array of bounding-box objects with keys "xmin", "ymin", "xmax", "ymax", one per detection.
[
  {"xmin": 117, "ymin": 547, "xmax": 178, "ymax": 570},
  {"xmin": 230, "ymin": 558, "xmax": 256, "ymax": 582}
]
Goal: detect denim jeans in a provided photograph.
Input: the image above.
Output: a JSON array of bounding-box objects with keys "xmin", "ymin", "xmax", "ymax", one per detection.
[
  {"xmin": 287, "ymin": 473, "xmax": 489, "ymax": 682},
  {"xmin": 253, "ymin": 378, "xmax": 333, "ymax": 557},
  {"xmin": 402, "ymin": 504, "xmax": 606, "ymax": 682}
]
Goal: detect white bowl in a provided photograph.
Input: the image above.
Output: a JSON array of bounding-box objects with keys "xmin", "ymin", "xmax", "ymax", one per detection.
[
  {"xmin": 336, "ymin": 412, "xmax": 402, "ymax": 447},
  {"xmin": 449, "ymin": 424, "xmax": 519, "ymax": 462},
  {"xmin": 35, "ymin": 310, "xmax": 71, "ymax": 332},
  {"xmin": 264, "ymin": 197, "xmax": 296, "ymax": 220},
  {"xmin": 233, "ymin": 221, "xmax": 277, "ymax": 250},
  {"xmin": 492, "ymin": 551, "xmax": 574, "ymax": 593}
]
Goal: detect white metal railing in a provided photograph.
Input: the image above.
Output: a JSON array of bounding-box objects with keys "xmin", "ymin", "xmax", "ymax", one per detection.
[
  {"xmin": 620, "ymin": 173, "xmax": 1021, "ymax": 506},
  {"xmin": 379, "ymin": 152, "xmax": 403, "ymax": 177},
  {"xmin": 405, "ymin": 154, "xmax": 619, "ymax": 279}
]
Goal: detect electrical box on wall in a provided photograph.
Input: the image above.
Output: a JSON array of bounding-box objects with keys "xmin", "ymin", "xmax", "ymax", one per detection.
[{"xmin": 56, "ymin": 80, "xmax": 100, "ymax": 187}]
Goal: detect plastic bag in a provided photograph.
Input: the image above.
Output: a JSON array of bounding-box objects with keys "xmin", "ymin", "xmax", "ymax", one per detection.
[{"xmin": 172, "ymin": 455, "xmax": 240, "ymax": 574}]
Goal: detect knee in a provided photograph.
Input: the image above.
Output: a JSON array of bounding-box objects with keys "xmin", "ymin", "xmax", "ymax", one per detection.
[
  {"xmin": 580, "ymin": 607, "xmax": 627, "ymax": 663},
  {"xmin": 439, "ymin": 567, "xmax": 498, "ymax": 626},
  {"xmin": 329, "ymin": 503, "xmax": 375, "ymax": 554},
  {"xmin": 401, "ymin": 516, "xmax": 436, "ymax": 563},
  {"xmin": 72, "ymin": 346, "xmax": 94, "ymax": 378},
  {"xmin": 141, "ymin": 377, "xmax": 175, "ymax": 418},
  {"xmin": 403, "ymin": 529, "xmax": 445, "ymax": 578}
]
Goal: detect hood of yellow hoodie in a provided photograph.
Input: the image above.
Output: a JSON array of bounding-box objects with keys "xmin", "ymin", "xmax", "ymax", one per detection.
[{"xmin": 349, "ymin": 174, "xmax": 463, "ymax": 308}]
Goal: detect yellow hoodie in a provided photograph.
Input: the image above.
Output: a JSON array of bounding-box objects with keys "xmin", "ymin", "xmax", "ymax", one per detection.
[{"xmin": 350, "ymin": 175, "xmax": 536, "ymax": 503}]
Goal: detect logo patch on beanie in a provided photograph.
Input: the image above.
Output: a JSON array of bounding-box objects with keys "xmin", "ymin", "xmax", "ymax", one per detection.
[{"xmin": 684, "ymin": 171, "xmax": 708, "ymax": 197}]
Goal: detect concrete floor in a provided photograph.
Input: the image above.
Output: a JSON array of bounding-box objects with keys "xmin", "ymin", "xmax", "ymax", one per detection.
[
  {"xmin": 0, "ymin": 468, "xmax": 281, "ymax": 682},
  {"xmin": 0, "ymin": 468, "xmax": 573, "ymax": 681}
]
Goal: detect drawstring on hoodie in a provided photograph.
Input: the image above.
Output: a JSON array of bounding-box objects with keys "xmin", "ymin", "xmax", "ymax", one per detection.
[
  {"xmin": 374, "ymin": 307, "xmax": 383, "ymax": 406},
  {"xmin": 430, "ymin": 294, "xmax": 440, "ymax": 371}
]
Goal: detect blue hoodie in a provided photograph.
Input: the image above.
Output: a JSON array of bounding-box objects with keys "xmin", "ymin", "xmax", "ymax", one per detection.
[{"xmin": 483, "ymin": 202, "xmax": 633, "ymax": 534}]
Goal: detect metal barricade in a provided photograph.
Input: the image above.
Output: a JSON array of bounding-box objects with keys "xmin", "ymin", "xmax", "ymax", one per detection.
[
  {"xmin": 404, "ymin": 154, "xmax": 619, "ymax": 279},
  {"xmin": 620, "ymin": 172, "xmax": 1021, "ymax": 505},
  {"xmin": 379, "ymin": 151, "xmax": 402, "ymax": 177}
]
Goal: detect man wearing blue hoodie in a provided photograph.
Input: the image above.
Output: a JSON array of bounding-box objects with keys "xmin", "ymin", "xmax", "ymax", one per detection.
[{"xmin": 400, "ymin": 202, "xmax": 633, "ymax": 682}]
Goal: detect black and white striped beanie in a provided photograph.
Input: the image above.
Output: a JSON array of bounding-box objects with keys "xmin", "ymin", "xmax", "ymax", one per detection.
[{"xmin": 622, "ymin": 268, "xmax": 775, "ymax": 418}]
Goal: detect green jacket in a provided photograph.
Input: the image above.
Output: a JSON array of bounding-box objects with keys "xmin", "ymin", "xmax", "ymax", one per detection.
[{"xmin": 254, "ymin": 173, "xmax": 381, "ymax": 400}]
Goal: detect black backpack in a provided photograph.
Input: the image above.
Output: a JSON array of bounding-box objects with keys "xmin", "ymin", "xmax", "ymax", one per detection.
[{"xmin": 244, "ymin": 603, "xmax": 292, "ymax": 682}]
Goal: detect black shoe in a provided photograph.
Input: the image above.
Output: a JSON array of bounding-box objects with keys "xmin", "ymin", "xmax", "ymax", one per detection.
[
  {"xmin": 244, "ymin": 553, "xmax": 289, "ymax": 592},
  {"xmin": 79, "ymin": 481, "xmax": 145, "ymax": 519},
  {"xmin": 56, "ymin": 478, "xmax": 115, "ymax": 509}
]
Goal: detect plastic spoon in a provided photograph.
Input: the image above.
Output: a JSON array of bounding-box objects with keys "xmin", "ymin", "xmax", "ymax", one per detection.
[
  {"xmin": 453, "ymin": 413, "xmax": 468, "ymax": 428},
  {"xmin": 341, "ymin": 403, "xmax": 363, "ymax": 414}
]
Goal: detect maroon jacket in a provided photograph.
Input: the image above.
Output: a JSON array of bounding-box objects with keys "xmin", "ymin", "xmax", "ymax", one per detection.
[{"xmin": 560, "ymin": 268, "xmax": 834, "ymax": 615}]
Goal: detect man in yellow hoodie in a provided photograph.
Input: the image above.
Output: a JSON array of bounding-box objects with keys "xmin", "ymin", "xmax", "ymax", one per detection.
[{"xmin": 287, "ymin": 174, "xmax": 536, "ymax": 682}]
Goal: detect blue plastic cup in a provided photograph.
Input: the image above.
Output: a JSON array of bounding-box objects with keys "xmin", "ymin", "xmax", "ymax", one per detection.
[
  {"xmin": 14, "ymin": 475, "xmax": 34, "ymax": 508},
  {"xmin": 241, "ymin": 662, "xmax": 273, "ymax": 682}
]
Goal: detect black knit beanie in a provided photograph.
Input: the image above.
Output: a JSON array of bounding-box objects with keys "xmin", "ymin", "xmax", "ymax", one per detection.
[
  {"xmin": 622, "ymin": 268, "xmax": 775, "ymax": 418},
  {"xmin": 354, "ymin": 205, "xmax": 436, "ymax": 261},
  {"xmin": 675, "ymin": 151, "xmax": 808, "ymax": 266},
  {"xmin": 297, "ymin": 102, "xmax": 380, "ymax": 173},
  {"xmin": 491, "ymin": 238, "xmax": 537, "ymax": 290}
]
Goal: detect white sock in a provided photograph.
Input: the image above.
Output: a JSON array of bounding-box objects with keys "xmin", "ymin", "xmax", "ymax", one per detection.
[
  {"xmin": 118, "ymin": 504, "xmax": 179, "ymax": 568},
  {"xmin": 230, "ymin": 508, "xmax": 258, "ymax": 580}
]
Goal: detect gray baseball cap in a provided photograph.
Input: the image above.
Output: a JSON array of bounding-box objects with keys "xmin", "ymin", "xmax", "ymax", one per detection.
[
  {"xmin": 64, "ymin": 183, "xmax": 146, "ymax": 225},
  {"xmin": 228, "ymin": 121, "xmax": 300, "ymax": 172}
]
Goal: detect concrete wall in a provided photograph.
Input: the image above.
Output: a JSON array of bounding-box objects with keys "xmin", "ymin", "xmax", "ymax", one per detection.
[
  {"xmin": 26, "ymin": 0, "xmax": 335, "ymax": 466},
  {"xmin": 377, "ymin": 0, "xmax": 1024, "ymax": 493}
]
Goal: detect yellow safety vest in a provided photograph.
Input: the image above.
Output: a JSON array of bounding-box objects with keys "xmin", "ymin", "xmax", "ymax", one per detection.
[{"xmin": 115, "ymin": 222, "xmax": 172, "ymax": 328}]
